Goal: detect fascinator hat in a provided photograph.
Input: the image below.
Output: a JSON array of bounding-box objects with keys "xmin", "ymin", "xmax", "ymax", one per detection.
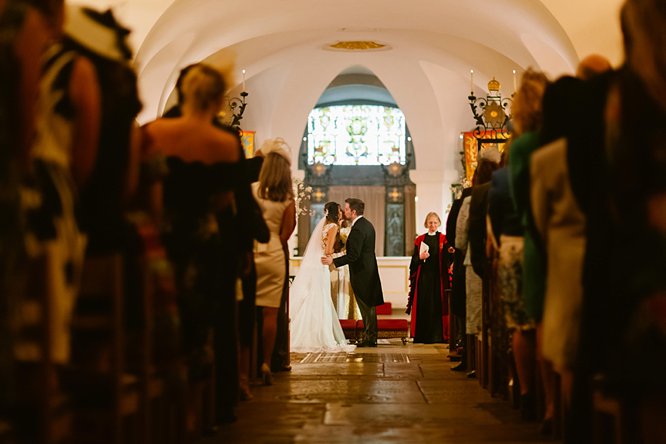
[
  {"xmin": 259, "ymin": 137, "xmax": 292, "ymax": 165},
  {"xmin": 64, "ymin": 5, "xmax": 133, "ymax": 62}
]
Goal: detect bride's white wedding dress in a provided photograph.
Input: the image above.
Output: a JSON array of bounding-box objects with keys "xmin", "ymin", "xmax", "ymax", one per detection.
[{"xmin": 290, "ymin": 218, "xmax": 356, "ymax": 353}]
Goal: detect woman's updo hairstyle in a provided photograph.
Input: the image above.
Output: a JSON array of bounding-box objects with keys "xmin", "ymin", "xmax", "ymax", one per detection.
[
  {"xmin": 181, "ymin": 64, "xmax": 226, "ymax": 112},
  {"xmin": 324, "ymin": 201, "xmax": 340, "ymax": 224},
  {"xmin": 510, "ymin": 68, "xmax": 549, "ymax": 135}
]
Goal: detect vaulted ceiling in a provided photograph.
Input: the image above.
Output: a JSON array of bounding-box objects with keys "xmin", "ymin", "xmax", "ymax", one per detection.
[
  {"xmin": 71, "ymin": 0, "xmax": 625, "ymax": 211},
  {"xmin": 76, "ymin": 0, "xmax": 624, "ymax": 121}
]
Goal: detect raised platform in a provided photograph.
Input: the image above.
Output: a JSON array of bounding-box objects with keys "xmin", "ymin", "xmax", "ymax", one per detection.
[
  {"xmin": 340, "ymin": 303, "xmax": 410, "ymax": 344},
  {"xmin": 289, "ymin": 256, "xmax": 411, "ymax": 310}
]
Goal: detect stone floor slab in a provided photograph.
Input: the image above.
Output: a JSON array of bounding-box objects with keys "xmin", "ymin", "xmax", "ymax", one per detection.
[{"xmin": 209, "ymin": 343, "xmax": 550, "ymax": 443}]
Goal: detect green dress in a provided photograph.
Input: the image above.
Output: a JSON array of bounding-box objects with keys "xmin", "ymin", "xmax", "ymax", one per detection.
[{"xmin": 509, "ymin": 131, "xmax": 546, "ymax": 322}]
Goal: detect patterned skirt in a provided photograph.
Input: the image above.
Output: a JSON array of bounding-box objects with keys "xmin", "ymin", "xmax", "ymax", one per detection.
[{"xmin": 497, "ymin": 235, "xmax": 535, "ymax": 330}]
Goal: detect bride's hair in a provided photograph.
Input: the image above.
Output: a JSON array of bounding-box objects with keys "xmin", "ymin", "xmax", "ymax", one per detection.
[{"xmin": 324, "ymin": 201, "xmax": 340, "ymax": 224}]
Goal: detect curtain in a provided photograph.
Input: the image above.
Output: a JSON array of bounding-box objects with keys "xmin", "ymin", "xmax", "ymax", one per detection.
[
  {"xmin": 404, "ymin": 184, "xmax": 416, "ymax": 256},
  {"xmin": 328, "ymin": 186, "xmax": 386, "ymax": 256}
]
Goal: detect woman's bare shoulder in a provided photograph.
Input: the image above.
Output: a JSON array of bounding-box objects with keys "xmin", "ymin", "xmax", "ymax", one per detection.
[{"xmin": 141, "ymin": 119, "xmax": 177, "ymax": 157}]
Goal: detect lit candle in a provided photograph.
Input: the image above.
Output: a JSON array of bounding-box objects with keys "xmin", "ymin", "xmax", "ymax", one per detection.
[
  {"xmin": 513, "ymin": 69, "xmax": 517, "ymax": 93},
  {"xmin": 242, "ymin": 69, "xmax": 246, "ymax": 91},
  {"xmin": 470, "ymin": 69, "xmax": 474, "ymax": 93}
]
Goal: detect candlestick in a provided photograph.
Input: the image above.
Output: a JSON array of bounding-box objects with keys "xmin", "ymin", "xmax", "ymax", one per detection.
[
  {"xmin": 242, "ymin": 69, "xmax": 246, "ymax": 91},
  {"xmin": 470, "ymin": 69, "xmax": 474, "ymax": 93},
  {"xmin": 512, "ymin": 69, "xmax": 517, "ymax": 93}
]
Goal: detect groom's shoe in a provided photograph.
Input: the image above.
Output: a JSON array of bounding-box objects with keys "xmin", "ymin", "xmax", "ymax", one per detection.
[{"xmin": 356, "ymin": 340, "xmax": 377, "ymax": 347}]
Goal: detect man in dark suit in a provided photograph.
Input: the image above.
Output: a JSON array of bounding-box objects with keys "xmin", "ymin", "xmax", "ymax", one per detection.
[{"xmin": 322, "ymin": 198, "xmax": 384, "ymax": 347}]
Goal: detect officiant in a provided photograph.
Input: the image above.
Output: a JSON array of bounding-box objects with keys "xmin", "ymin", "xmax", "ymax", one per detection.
[{"xmin": 406, "ymin": 212, "xmax": 451, "ymax": 343}]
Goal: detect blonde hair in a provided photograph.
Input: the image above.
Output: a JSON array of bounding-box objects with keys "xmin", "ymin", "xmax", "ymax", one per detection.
[
  {"xmin": 181, "ymin": 64, "xmax": 226, "ymax": 112},
  {"xmin": 258, "ymin": 149, "xmax": 293, "ymax": 202},
  {"xmin": 511, "ymin": 68, "xmax": 549, "ymax": 135},
  {"xmin": 423, "ymin": 212, "xmax": 441, "ymax": 228}
]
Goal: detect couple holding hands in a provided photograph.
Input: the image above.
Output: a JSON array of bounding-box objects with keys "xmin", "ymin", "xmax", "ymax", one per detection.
[{"xmin": 290, "ymin": 198, "xmax": 384, "ymax": 352}]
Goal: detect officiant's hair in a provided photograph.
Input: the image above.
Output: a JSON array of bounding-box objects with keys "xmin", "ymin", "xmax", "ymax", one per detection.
[
  {"xmin": 423, "ymin": 212, "xmax": 441, "ymax": 227},
  {"xmin": 324, "ymin": 202, "xmax": 340, "ymax": 223},
  {"xmin": 345, "ymin": 198, "xmax": 364, "ymax": 215}
]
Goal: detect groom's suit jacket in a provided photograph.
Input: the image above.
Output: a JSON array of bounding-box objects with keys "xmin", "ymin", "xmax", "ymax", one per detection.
[{"xmin": 333, "ymin": 217, "xmax": 384, "ymax": 307}]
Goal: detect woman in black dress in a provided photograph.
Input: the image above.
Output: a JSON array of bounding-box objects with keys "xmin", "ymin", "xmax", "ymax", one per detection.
[
  {"xmin": 141, "ymin": 63, "xmax": 244, "ymax": 426},
  {"xmin": 407, "ymin": 212, "xmax": 450, "ymax": 343}
]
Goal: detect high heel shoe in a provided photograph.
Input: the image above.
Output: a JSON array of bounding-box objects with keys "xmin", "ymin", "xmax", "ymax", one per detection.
[{"xmin": 260, "ymin": 363, "xmax": 273, "ymax": 386}]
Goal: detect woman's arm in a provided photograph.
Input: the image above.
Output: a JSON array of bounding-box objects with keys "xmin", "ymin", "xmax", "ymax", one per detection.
[
  {"xmin": 69, "ymin": 56, "xmax": 101, "ymax": 188},
  {"xmin": 279, "ymin": 199, "xmax": 296, "ymax": 247},
  {"xmin": 124, "ymin": 122, "xmax": 142, "ymax": 202},
  {"xmin": 324, "ymin": 224, "xmax": 338, "ymax": 255}
]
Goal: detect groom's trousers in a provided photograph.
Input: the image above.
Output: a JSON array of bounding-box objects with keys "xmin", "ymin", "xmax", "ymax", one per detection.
[{"xmin": 356, "ymin": 296, "xmax": 377, "ymax": 344}]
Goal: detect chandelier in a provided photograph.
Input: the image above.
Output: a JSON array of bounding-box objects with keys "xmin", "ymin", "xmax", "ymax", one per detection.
[{"xmin": 468, "ymin": 71, "xmax": 512, "ymax": 138}]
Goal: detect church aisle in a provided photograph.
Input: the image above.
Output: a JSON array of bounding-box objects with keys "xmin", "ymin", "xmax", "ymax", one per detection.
[{"xmin": 209, "ymin": 342, "xmax": 550, "ymax": 443}]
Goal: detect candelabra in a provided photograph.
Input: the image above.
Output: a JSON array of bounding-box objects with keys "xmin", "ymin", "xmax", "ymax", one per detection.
[
  {"xmin": 468, "ymin": 77, "xmax": 512, "ymax": 138},
  {"xmin": 228, "ymin": 90, "xmax": 248, "ymax": 131}
]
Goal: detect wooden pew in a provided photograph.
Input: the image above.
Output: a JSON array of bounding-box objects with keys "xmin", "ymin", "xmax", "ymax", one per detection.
[
  {"xmin": 13, "ymin": 256, "xmax": 72, "ymax": 444},
  {"xmin": 66, "ymin": 253, "xmax": 140, "ymax": 444}
]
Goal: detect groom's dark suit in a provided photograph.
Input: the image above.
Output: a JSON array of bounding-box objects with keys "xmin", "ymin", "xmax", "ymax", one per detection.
[{"xmin": 333, "ymin": 216, "xmax": 384, "ymax": 344}]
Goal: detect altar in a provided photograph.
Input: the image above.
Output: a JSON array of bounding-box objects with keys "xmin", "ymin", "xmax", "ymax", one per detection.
[{"xmin": 289, "ymin": 256, "xmax": 411, "ymax": 310}]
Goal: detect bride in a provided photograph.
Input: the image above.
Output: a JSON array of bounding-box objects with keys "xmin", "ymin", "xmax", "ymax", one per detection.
[{"xmin": 290, "ymin": 201, "xmax": 356, "ymax": 353}]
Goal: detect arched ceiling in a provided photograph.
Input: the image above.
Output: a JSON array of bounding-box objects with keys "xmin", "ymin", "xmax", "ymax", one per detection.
[
  {"xmin": 75, "ymin": 0, "xmax": 624, "ymax": 121},
  {"xmin": 71, "ymin": 0, "xmax": 625, "ymax": 194}
]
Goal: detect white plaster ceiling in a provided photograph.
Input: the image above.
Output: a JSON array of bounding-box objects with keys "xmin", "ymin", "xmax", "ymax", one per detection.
[{"xmin": 70, "ymin": 0, "xmax": 625, "ymax": 199}]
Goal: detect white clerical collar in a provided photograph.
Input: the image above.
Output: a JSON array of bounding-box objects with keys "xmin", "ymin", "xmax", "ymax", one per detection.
[
  {"xmin": 427, "ymin": 231, "xmax": 438, "ymax": 236},
  {"xmin": 351, "ymin": 215, "xmax": 363, "ymax": 227}
]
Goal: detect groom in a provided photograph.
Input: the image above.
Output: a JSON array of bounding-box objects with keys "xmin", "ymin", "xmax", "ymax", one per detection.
[{"xmin": 322, "ymin": 198, "xmax": 384, "ymax": 346}]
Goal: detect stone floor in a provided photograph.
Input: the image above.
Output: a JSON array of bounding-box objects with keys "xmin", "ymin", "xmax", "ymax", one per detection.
[{"xmin": 207, "ymin": 341, "xmax": 550, "ymax": 443}]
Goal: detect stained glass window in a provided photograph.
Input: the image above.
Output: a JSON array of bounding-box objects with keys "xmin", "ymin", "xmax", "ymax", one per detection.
[{"xmin": 306, "ymin": 105, "xmax": 406, "ymax": 165}]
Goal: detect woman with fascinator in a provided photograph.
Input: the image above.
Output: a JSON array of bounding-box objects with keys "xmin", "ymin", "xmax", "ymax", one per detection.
[
  {"xmin": 289, "ymin": 201, "xmax": 356, "ymax": 353},
  {"xmin": 252, "ymin": 138, "xmax": 297, "ymax": 385}
]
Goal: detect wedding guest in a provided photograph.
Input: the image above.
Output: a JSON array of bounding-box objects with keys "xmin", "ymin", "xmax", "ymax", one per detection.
[
  {"xmin": 331, "ymin": 211, "xmax": 362, "ymax": 320},
  {"xmin": 569, "ymin": 1, "xmax": 666, "ymax": 440},
  {"xmin": 529, "ymin": 57, "xmax": 611, "ymax": 415},
  {"xmin": 508, "ymin": 67, "xmax": 550, "ymax": 423},
  {"xmin": 455, "ymin": 158, "xmax": 497, "ymax": 377},
  {"xmin": 446, "ymin": 185, "xmax": 473, "ymax": 366},
  {"xmin": 0, "ymin": 0, "xmax": 50, "ymax": 428},
  {"xmin": 488, "ymin": 144, "xmax": 537, "ymax": 418},
  {"xmin": 141, "ymin": 63, "xmax": 243, "ymax": 427},
  {"xmin": 66, "ymin": 5, "xmax": 143, "ymax": 255},
  {"xmin": 252, "ymin": 138, "xmax": 296, "ymax": 385},
  {"xmin": 407, "ymin": 212, "xmax": 450, "ymax": 344},
  {"xmin": 161, "ymin": 62, "xmax": 269, "ymax": 404},
  {"xmin": 25, "ymin": 0, "xmax": 100, "ymax": 366}
]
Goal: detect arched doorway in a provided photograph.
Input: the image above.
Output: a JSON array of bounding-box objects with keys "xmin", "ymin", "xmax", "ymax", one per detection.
[{"xmin": 296, "ymin": 68, "xmax": 416, "ymax": 257}]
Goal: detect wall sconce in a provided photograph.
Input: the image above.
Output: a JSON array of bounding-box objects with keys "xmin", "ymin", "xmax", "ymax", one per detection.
[
  {"xmin": 228, "ymin": 90, "xmax": 248, "ymax": 131},
  {"xmin": 468, "ymin": 76, "xmax": 512, "ymax": 138}
]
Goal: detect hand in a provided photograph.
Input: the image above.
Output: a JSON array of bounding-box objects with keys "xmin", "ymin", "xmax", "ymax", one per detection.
[
  {"xmin": 419, "ymin": 251, "xmax": 430, "ymax": 260},
  {"xmin": 321, "ymin": 255, "xmax": 333, "ymax": 265},
  {"xmin": 448, "ymin": 246, "xmax": 455, "ymax": 254}
]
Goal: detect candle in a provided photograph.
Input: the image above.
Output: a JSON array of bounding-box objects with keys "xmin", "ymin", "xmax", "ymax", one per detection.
[
  {"xmin": 242, "ymin": 69, "xmax": 246, "ymax": 91},
  {"xmin": 513, "ymin": 69, "xmax": 517, "ymax": 92},
  {"xmin": 470, "ymin": 69, "xmax": 474, "ymax": 93}
]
